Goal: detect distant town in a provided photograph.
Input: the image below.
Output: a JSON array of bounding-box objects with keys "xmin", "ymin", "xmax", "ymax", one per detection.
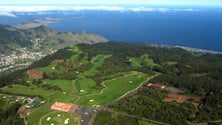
[{"xmin": 0, "ymin": 38, "xmax": 55, "ymax": 73}]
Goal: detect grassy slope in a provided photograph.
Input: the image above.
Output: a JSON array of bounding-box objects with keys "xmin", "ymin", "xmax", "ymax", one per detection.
[{"xmin": 77, "ymin": 72, "xmax": 148, "ymax": 106}]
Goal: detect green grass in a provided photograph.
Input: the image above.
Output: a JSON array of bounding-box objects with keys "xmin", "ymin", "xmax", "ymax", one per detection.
[
  {"xmin": 28, "ymin": 103, "xmax": 80, "ymax": 125},
  {"xmin": 39, "ymin": 63, "xmax": 66, "ymax": 73},
  {"xmin": 41, "ymin": 79, "xmax": 78, "ymax": 103},
  {"xmin": 40, "ymin": 111, "xmax": 80, "ymax": 125},
  {"xmin": 100, "ymin": 71, "xmax": 133, "ymax": 79},
  {"xmin": 129, "ymin": 57, "xmax": 143, "ymax": 68},
  {"xmin": 77, "ymin": 72, "xmax": 148, "ymax": 106},
  {"xmin": 1, "ymin": 85, "xmax": 56, "ymax": 98},
  {"xmin": 27, "ymin": 103, "xmax": 52, "ymax": 125},
  {"xmin": 129, "ymin": 54, "xmax": 156, "ymax": 68},
  {"xmin": 43, "ymin": 79, "xmax": 73, "ymax": 93},
  {"xmin": 0, "ymin": 95, "xmax": 16, "ymax": 108},
  {"xmin": 69, "ymin": 53, "xmax": 80, "ymax": 61},
  {"xmin": 67, "ymin": 46, "xmax": 80, "ymax": 52},
  {"xmin": 74, "ymin": 76, "xmax": 100, "ymax": 96},
  {"xmin": 49, "ymin": 92, "xmax": 78, "ymax": 103},
  {"xmin": 84, "ymin": 54, "xmax": 111, "ymax": 76},
  {"xmin": 141, "ymin": 54, "xmax": 156, "ymax": 68}
]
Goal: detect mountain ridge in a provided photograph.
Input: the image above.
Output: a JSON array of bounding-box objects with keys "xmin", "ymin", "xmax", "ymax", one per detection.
[{"xmin": 0, "ymin": 24, "xmax": 108, "ymax": 74}]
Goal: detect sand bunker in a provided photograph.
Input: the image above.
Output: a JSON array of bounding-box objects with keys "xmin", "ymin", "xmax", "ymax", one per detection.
[
  {"xmin": 80, "ymin": 90, "xmax": 86, "ymax": 92},
  {"xmin": 64, "ymin": 118, "xmax": 69, "ymax": 124},
  {"xmin": 47, "ymin": 117, "xmax": 51, "ymax": 121},
  {"xmin": 89, "ymin": 99, "xmax": 94, "ymax": 102}
]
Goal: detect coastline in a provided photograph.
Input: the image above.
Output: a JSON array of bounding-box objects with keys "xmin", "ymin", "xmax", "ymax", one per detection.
[
  {"xmin": 5, "ymin": 18, "xmax": 222, "ymax": 55},
  {"xmin": 175, "ymin": 46, "xmax": 222, "ymax": 55}
]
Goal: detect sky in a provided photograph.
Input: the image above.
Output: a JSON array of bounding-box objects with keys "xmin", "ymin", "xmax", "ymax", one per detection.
[{"xmin": 1, "ymin": 0, "xmax": 222, "ymax": 6}]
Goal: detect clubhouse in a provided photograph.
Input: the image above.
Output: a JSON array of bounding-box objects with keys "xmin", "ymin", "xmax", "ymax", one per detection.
[{"xmin": 51, "ymin": 102, "xmax": 78, "ymax": 112}]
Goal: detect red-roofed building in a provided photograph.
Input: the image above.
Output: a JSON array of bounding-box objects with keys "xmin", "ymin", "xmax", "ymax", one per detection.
[
  {"xmin": 26, "ymin": 69, "xmax": 43, "ymax": 79},
  {"xmin": 148, "ymin": 83, "xmax": 165, "ymax": 89},
  {"xmin": 51, "ymin": 102, "xmax": 78, "ymax": 112}
]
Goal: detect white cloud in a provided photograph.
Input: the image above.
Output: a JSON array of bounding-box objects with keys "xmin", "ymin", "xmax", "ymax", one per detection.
[
  {"xmin": 129, "ymin": 7, "xmax": 155, "ymax": 12},
  {"xmin": 0, "ymin": 6, "xmax": 125, "ymax": 12},
  {"xmin": 0, "ymin": 11, "xmax": 16, "ymax": 17},
  {"xmin": 0, "ymin": 6, "xmax": 198, "ymax": 16},
  {"xmin": 128, "ymin": 7, "xmax": 197, "ymax": 12}
]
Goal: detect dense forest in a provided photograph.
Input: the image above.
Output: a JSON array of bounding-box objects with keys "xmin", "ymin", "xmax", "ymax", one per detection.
[
  {"xmin": 0, "ymin": 41, "xmax": 222, "ymax": 124},
  {"xmin": 0, "ymin": 102, "xmax": 23, "ymax": 125}
]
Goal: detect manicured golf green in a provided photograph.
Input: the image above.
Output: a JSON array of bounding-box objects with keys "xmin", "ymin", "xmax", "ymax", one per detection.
[
  {"xmin": 74, "ymin": 76, "xmax": 100, "ymax": 96},
  {"xmin": 43, "ymin": 79, "xmax": 73, "ymax": 93},
  {"xmin": 84, "ymin": 54, "xmax": 111, "ymax": 76}
]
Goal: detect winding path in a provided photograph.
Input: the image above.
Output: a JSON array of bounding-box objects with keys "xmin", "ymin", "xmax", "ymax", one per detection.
[{"xmin": 69, "ymin": 80, "xmax": 77, "ymax": 96}]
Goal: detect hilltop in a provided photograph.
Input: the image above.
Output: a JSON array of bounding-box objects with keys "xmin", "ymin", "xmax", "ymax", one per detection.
[
  {"xmin": 0, "ymin": 24, "xmax": 108, "ymax": 74},
  {"xmin": 0, "ymin": 42, "xmax": 222, "ymax": 125}
]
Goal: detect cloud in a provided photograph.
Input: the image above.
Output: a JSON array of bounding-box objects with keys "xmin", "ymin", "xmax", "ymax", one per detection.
[
  {"xmin": 128, "ymin": 7, "xmax": 196, "ymax": 12},
  {"xmin": 0, "ymin": 6, "xmax": 198, "ymax": 15},
  {"xmin": 0, "ymin": 6, "xmax": 124, "ymax": 12},
  {"xmin": 0, "ymin": 11, "xmax": 16, "ymax": 17}
]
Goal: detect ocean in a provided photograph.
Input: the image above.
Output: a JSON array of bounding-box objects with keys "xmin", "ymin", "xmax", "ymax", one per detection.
[{"xmin": 1, "ymin": 7, "xmax": 222, "ymax": 52}]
